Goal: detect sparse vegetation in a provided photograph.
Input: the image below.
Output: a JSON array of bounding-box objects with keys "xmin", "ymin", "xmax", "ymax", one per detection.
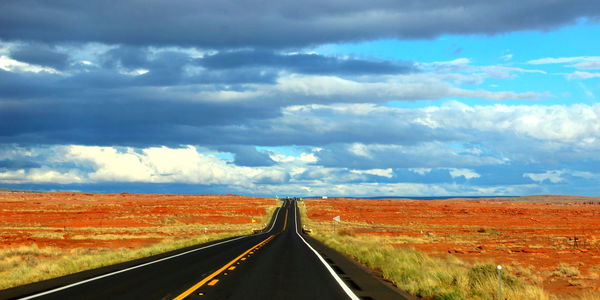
[
  {"xmin": 0, "ymin": 232, "xmax": 241, "ymax": 290},
  {"xmin": 0, "ymin": 193, "xmax": 279, "ymax": 290},
  {"xmin": 551, "ymin": 263, "xmax": 581, "ymax": 278},
  {"xmin": 310, "ymin": 231, "xmax": 549, "ymax": 300},
  {"xmin": 302, "ymin": 197, "xmax": 600, "ymax": 299}
]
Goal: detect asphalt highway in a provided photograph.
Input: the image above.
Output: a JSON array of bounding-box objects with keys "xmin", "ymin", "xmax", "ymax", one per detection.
[{"xmin": 1, "ymin": 199, "xmax": 411, "ymax": 300}]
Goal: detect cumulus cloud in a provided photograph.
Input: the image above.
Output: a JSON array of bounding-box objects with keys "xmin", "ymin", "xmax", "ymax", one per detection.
[
  {"xmin": 0, "ymin": 145, "xmax": 291, "ymax": 186},
  {"xmin": 65, "ymin": 145, "xmax": 289, "ymax": 185}
]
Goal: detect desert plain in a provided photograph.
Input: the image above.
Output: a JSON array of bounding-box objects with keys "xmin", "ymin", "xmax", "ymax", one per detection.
[
  {"xmin": 2, "ymin": 191, "xmax": 600, "ymax": 299},
  {"xmin": 0, "ymin": 191, "xmax": 276, "ymax": 290},
  {"xmin": 305, "ymin": 196, "xmax": 600, "ymax": 298}
]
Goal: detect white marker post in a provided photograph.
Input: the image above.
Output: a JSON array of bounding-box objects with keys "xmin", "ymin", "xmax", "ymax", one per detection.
[
  {"xmin": 497, "ymin": 265, "xmax": 502, "ymax": 299},
  {"xmin": 332, "ymin": 215, "xmax": 341, "ymax": 234}
]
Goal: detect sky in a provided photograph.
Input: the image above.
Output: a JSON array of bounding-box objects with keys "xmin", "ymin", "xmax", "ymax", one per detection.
[{"xmin": 1, "ymin": 1, "xmax": 600, "ymax": 196}]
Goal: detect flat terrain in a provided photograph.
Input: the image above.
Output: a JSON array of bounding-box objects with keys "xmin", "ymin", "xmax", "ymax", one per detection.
[
  {"xmin": 0, "ymin": 191, "xmax": 275, "ymax": 290},
  {"xmin": 305, "ymin": 196, "xmax": 600, "ymax": 298},
  {"xmin": 2, "ymin": 199, "xmax": 404, "ymax": 300}
]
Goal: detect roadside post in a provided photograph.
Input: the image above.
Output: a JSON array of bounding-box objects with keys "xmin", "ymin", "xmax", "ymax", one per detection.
[
  {"xmin": 333, "ymin": 215, "xmax": 341, "ymax": 233},
  {"xmin": 497, "ymin": 265, "xmax": 502, "ymax": 299}
]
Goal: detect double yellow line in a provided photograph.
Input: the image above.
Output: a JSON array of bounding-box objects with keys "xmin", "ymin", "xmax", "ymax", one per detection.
[{"xmin": 172, "ymin": 235, "xmax": 274, "ymax": 300}]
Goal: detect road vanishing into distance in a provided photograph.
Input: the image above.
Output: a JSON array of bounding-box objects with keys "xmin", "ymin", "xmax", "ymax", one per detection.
[{"xmin": 1, "ymin": 200, "xmax": 411, "ymax": 300}]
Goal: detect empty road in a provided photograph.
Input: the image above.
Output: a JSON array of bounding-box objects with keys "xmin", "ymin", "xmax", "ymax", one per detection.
[{"xmin": 2, "ymin": 199, "xmax": 410, "ymax": 300}]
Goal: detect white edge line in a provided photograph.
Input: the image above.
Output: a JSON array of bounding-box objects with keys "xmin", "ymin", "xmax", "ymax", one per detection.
[
  {"xmin": 17, "ymin": 205, "xmax": 283, "ymax": 300},
  {"xmin": 294, "ymin": 203, "xmax": 360, "ymax": 300},
  {"xmin": 265, "ymin": 204, "xmax": 282, "ymax": 233}
]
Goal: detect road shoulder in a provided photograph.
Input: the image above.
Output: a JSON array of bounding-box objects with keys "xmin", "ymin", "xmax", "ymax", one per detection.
[{"xmin": 303, "ymin": 234, "xmax": 417, "ymax": 300}]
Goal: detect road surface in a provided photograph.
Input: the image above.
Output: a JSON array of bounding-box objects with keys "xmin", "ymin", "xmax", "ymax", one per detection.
[{"xmin": 1, "ymin": 199, "xmax": 411, "ymax": 300}]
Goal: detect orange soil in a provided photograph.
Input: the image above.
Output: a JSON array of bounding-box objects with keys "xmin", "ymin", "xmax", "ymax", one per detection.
[
  {"xmin": 306, "ymin": 197, "xmax": 600, "ymax": 298},
  {"xmin": 0, "ymin": 191, "xmax": 272, "ymax": 250}
]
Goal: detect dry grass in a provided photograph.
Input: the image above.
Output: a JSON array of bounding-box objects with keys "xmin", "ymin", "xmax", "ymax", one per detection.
[
  {"xmin": 314, "ymin": 232, "xmax": 549, "ymax": 300},
  {"xmin": 0, "ymin": 232, "xmax": 238, "ymax": 290},
  {"xmin": 302, "ymin": 197, "xmax": 600, "ymax": 299},
  {"xmin": 300, "ymin": 203, "xmax": 555, "ymax": 300},
  {"xmin": 0, "ymin": 196, "xmax": 280, "ymax": 290},
  {"xmin": 551, "ymin": 263, "xmax": 581, "ymax": 278}
]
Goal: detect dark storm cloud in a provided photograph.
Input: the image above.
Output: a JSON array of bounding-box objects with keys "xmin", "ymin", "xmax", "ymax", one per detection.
[
  {"xmin": 1, "ymin": 1, "xmax": 599, "ymax": 48},
  {"xmin": 216, "ymin": 145, "xmax": 276, "ymax": 167},
  {"xmin": 0, "ymin": 96, "xmax": 280, "ymax": 147},
  {"xmin": 0, "ymin": 159, "xmax": 41, "ymax": 170},
  {"xmin": 100, "ymin": 46, "xmax": 151, "ymax": 69},
  {"xmin": 98, "ymin": 46, "xmax": 280, "ymax": 84},
  {"xmin": 9, "ymin": 43, "xmax": 70, "ymax": 70},
  {"xmin": 200, "ymin": 50, "xmax": 416, "ymax": 75}
]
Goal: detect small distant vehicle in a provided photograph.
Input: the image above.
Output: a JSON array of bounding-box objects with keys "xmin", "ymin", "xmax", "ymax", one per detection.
[{"xmin": 302, "ymin": 225, "xmax": 312, "ymax": 234}]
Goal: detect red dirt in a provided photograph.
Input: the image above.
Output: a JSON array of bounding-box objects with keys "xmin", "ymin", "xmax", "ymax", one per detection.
[
  {"xmin": 306, "ymin": 197, "xmax": 600, "ymax": 298},
  {"xmin": 0, "ymin": 191, "xmax": 272, "ymax": 250}
]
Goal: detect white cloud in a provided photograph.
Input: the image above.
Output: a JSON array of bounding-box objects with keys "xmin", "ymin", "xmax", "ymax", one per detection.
[
  {"xmin": 527, "ymin": 56, "xmax": 600, "ymax": 65},
  {"xmin": 524, "ymin": 169, "xmax": 598, "ymax": 184},
  {"xmin": 50, "ymin": 145, "xmax": 287, "ymax": 186},
  {"xmin": 5, "ymin": 100, "xmax": 600, "ymax": 195},
  {"xmin": 351, "ymin": 168, "xmax": 393, "ymax": 178},
  {"xmin": 430, "ymin": 101, "xmax": 600, "ymax": 145},
  {"xmin": 567, "ymin": 71, "xmax": 600, "ymax": 80},
  {"xmin": 409, "ymin": 168, "xmax": 432, "ymax": 175},
  {"xmin": 255, "ymin": 181, "xmax": 538, "ymax": 197},
  {"xmin": 269, "ymin": 151, "xmax": 318, "ymax": 164},
  {"xmin": 448, "ymin": 168, "xmax": 480, "ymax": 180},
  {"xmin": 0, "ymin": 55, "xmax": 62, "ymax": 74},
  {"xmin": 118, "ymin": 68, "xmax": 149, "ymax": 76},
  {"xmin": 348, "ymin": 143, "xmax": 372, "ymax": 158},
  {"xmin": 500, "ymin": 54, "xmax": 513, "ymax": 61},
  {"xmin": 570, "ymin": 171, "xmax": 596, "ymax": 179},
  {"xmin": 523, "ymin": 170, "xmax": 564, "ymax": 183},
  {"xmin": 0, "ymin": 168, "xmax": 83, "ymax": 184},
  {"xmin": 571, "ymin": 61, "xmax": 600, "ymax": 70},
  {"xmin": 191, "ymin": 72, "xmax": 546, "ymax": 104}
]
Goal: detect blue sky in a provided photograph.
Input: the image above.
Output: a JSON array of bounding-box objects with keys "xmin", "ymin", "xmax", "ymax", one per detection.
[{"xmin": 1, "ymin": 1, "xmax": 600, "ymax": 196}]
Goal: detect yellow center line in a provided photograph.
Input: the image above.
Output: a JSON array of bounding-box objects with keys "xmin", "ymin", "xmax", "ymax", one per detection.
[
  {"xmin": 207, "ymin": 279, "xmax": 219, "ymax": 286},
  {"xmin": 172, "ymin": 235, "xmax": 274, "ymax": 300}
]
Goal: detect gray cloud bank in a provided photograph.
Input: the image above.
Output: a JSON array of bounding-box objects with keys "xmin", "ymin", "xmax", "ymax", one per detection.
[{"xmin": 2, "ymin": 1, "xmax": 600, "ymax": 48}]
